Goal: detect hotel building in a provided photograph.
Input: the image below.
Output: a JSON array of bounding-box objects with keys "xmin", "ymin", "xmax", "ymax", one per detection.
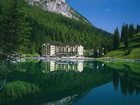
[{"xmin": 42, "ymin": 42, "xmax": 84, "ymax": 57}]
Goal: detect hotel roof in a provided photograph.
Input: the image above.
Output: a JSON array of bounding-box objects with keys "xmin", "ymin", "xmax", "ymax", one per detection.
[{"xmin": 43, "ymin": 42, "xmax": 83, "ymax": 46}]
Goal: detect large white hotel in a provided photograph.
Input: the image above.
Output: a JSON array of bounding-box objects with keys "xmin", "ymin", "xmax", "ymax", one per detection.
[{"xmin": 42, "ymin": 42, "xmax": 84, "ymax": 57}]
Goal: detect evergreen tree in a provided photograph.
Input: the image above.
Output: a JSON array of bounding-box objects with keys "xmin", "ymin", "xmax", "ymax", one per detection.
[
  {"xmin": 136, "ymin": 24, "xmax": 140, "ymax": 33},
  {"xmin": 0, "ymin": 1, "xmax": 18, "ymax": 58},
  {"xmin": 124, "ymin": 24, "xmax": 129, "ymax": 48},
  {"xmin": 113, "ymin": 28, "xmax": 120, "ymax": 49},
  {"xmin": 15, "ymin": 0, "xmax": 31, "ymax": 53},
  {"xmin": 121, "ymin": 24, "xmax": 125, "ymax": 42},
  {"xmin": 0, "ymin": 2, "xmax": 2, "ymax": 54},
  {"xmin": 121, "ymin": 24, "xmax": 129, "ymax": 49},
  {"xmin": 128, "ymin": 24, "xmax": 135, "ymax": 39},
  {"xmin": 0, "ymin": 0, "xmax": 31, "ymax": 59}
]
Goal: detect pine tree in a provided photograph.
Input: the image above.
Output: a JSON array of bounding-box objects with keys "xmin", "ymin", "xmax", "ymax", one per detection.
[
  {"xmin": 128, "ymin": 24, "xmax": 135, "ymax": 39},
  {"xmin": 0, "ymin": 2, "xmax": 2, "ymax": 54},
  {"xmin": 120, "ymin": 24, "xmax": 129, "ymax": 49},
  {"xmin": 0, "ymin": 1, "xmax": 18, "ymax": 58},
  {"xmin": 15, "ymin": 0, "xmax": 31, "ymax": 53},
  {"xmin": 136, "ymin": 24, "xmax": 140, "ymax": 33},
  {"xmin": 0, "ymin": 0, "xmax": 31, "ymax": 59},
  {"xmin": 124, "ymin": 24, "xmax": 129, "ymax": 48},
  {"xmin": 113, "ymin": 28, "xmax": 120, "ymax": 49},
  {"xmin": 121, "ymin": 24, "xmax": 125, "ymax": 42}
]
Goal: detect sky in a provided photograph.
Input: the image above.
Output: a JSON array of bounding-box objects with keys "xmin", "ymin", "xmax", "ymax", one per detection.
[{"xmin": 67, "ymin": 0, "xmax": 140, "ymax": 33}]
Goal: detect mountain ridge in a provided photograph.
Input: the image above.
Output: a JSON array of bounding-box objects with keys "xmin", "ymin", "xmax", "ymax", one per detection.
[{"xmin": 26, "ymin": 0, "xmax": 79, "ymax": 19}]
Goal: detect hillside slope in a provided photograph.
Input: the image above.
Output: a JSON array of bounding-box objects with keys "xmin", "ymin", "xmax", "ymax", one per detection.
[
  {"xmin": 0, "ymin": 0, "xmax": 113, "ymax": 55},
  {"xmin": 105, "ymin": 33, "xmax": 140, "ymax": 59}
]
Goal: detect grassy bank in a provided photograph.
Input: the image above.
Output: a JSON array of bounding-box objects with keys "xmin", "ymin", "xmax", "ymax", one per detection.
[
  {"xmin": 105, "ymin": 61, "xmax": 140, "ymax": 73},
  {"xmin": 105, "ymin": 33, "xmax": 140, "ymax": 59}
]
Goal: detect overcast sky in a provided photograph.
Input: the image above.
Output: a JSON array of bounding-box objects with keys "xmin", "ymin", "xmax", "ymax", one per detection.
[{"xmin": 67, "ymin": 0, "xmax": 140, "ymax": 33}]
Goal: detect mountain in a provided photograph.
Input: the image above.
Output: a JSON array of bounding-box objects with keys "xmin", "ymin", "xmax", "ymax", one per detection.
[
  {"xmin": 26, "ymin": 0, "xmax": 74, "ymax": 18},
  {"xmin": 0, "ymin": 0, "xmax": 113, "ymax": 56},
  {"xmin": 26, "ymin": 0, "xmax": 89, "ymax": 22}
]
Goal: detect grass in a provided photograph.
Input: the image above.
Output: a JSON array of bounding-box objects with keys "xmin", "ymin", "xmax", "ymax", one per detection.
[
  {"xmin": 105, "ymin": 61, "xmax": 140, "ymax": 74},
  {"xmin": 105, "ymin": 48, "xmax": 140, "ymax": 59},
  {"xmin": 105, "ymin": 33, "xmax": 140, "ymax": 59},
  {"xmin": 1, "ymin": 81, "xmax": 40, "ymax": 98}
]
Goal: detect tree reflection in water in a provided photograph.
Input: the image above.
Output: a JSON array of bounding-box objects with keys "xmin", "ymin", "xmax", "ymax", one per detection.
[
  {"xmin": 0, "ymin": 60, "xmax": 140, "ymax": 105},
  {"xmin": 111, "ymin": 63, "xmax": 140, "ymax": 96}
]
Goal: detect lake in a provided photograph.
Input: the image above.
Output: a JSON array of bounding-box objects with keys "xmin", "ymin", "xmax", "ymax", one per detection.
[{"xmin": 0, "ymin": 60, "xmax": 140, "ymax": 105}]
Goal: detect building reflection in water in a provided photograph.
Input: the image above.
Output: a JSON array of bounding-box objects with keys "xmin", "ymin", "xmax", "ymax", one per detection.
[{"xmin": 41, "ymin": 60, "xmax": 84, "ymax": 73}]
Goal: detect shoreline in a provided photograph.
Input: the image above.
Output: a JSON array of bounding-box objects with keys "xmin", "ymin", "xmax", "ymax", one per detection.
[
  {"xmin": 25, "ymin": 56, "xmax": 140, "ymax": 62},
  {"xmin": 26, "ymin": 56, "xmax": 95, "ymax": 61}
]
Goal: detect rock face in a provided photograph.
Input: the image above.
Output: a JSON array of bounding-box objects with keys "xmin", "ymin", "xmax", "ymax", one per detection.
[{"xmin": 26, "ymin": 0, "xmax": 76, "ymax": 18}]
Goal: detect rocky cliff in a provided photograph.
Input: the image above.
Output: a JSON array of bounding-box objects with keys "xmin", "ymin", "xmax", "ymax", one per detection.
[{"xmin": 26, "ymin": 0, "xmax": 77, "ymax": 18}]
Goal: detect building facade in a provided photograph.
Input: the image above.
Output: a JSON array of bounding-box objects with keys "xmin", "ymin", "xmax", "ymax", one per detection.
[{"xmin": 42, "ymin": 42, "xmax": 84, "ymax": 57}]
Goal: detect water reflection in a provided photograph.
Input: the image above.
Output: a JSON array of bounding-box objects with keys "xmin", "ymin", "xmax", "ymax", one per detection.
[
  {"xmin": 41, "ymin": 61, "xmax": 84, "ymax": 73},
  {"xmin": 0, "ymin": 60, "xmax": 140, "ymax": 105},
  {"xmin": 105, "ymin": 61, "xmax": 140, "ymax": 96},
  {"xmin": 75, "ymin": 61, "xmax": 140, "ymax": 105},
  {"xmin": 112, "ymin": 65, "xmax": 140, "ymax": 96}
]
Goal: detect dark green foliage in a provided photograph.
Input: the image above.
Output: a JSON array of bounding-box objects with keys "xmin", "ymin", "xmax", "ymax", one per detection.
[
  {"xmin": 128, "ymin": 24, "xmax": 135, "ymax": 39},
  {"xmin": 0, "ymin": 0, "xmax": 31, "ymax": 59},
  {"xmin": 136, "ymin": 24, "xmax": 140, "ymax": 33},
  {"xmin": 0, "ymin": 0, "xmax": 18, "ymax": 58},
  {"xmin": 121, "ymin": 24, "xmax": 125, "ymax": 42},
  {"xmin": 120, "ymin": 23, "xmax": 140, "ymax": 49},
  {"xmin": 121, "ymin": 24, "xmax": 129, "ymax": 49},
  {"xmin": 124, "ymin": 24, "xmax": 129, "ymax": 48},
  {"xmin": 0, "ymin": 0, "xmax": 113, "ymax": 56},
  {"xmin": 15, "ymin": 0, "xmax": 32, "ymax": 53},
  {"xmin": 113, "ymin": 28, "xmax": 120, "ymax": 49},
  {"xmin": 25, "ymin": 5, "xmax": 113, "ymax": 52}
]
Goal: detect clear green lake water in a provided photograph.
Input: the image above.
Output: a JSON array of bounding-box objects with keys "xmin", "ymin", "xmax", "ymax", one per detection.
[{"xmin": 0, "ymin": 60, "xmax": 140, "ymax": 105}]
